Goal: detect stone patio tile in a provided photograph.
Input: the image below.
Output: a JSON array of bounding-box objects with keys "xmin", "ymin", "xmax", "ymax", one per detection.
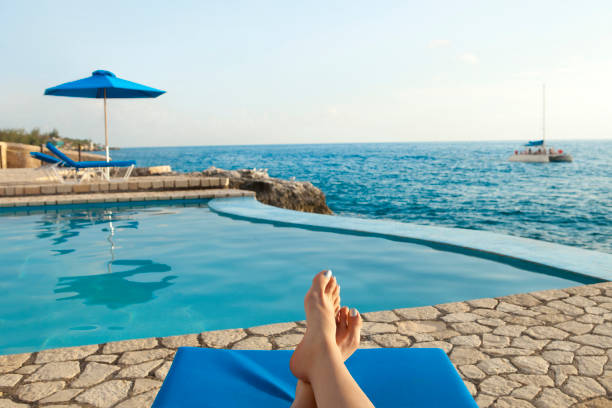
[
  {"xmin": 493, "ymin": 325, "xmax": 526, "ymax": 337},
  {"xmin": 118, "ymin": 348, "xmax": 173, "ymax": 365},
  {"xmin": 562, "ymin": 376, "xmax": 606, "ymax": 400},
  {"xmin": 576, "ymin": 346, "xmax": 605, "ymax": 355},
  {"xmin": 565, "ymin": 286, "xmax": 601, "ymax": 297},
  {"xmin": 503, "ymin": 293, "xmax": 541, "ymax": 307},
  {"xmin": 511, "ymin": 336, "xmax": 550, "ymax": 351},
  {"xmin": 397, "ymin": 320, "xmax": 445, "ymax": 334},
  {"xmin": 75, "ymin": 380, "xmax": 131, "ymax": 408},
  {"xmin": 132, "ymin": 378, "xmax": 162, "ymax": 395},
  {"xmin": 523, "ymin": 326, "xmax": 570, "ymax": 340},
  {"xmin": 159, "ymin": 334, "xmax": 200, "ymax": 348},
  {"xmin": 475, "ymin": 394, "xmax": 496, "ymax": 408},
  {"xmin": 541, "ymin": 350, "xmax": 574, "ymax": 364},
  {"xmin": 450, "ymin": 335, "xmax": 481, "ymax": 347},
  {"xmin": 496, "ymin": 396, "xmax": 536, "ymax": 408},
  {"xmin": 547, "ymin": 300, "xmax": 584, "ymax": 316},
  {"xmin": 231, "ymin": 336, "xmax": 272, "ymax": 350},
  {"xmin": 466, "ymin": 298, "xmax": 498, "ymax": 309},
  {"xmin": 361, "ymin": 310, "xmax": 399, "ymax": 323},
  {"xmin": 25, "ymin": 361, "xmax": 80, "ymax": 382},
  {"xmin": 478, "ymin": 375, "xmax": 521, "ymax": 396},
  {"xmin": 449, "ymin": 347, "xmax": 487, "ymax": 365},
  {"xmin": 575, "ymin": 356, "xmax": 607, "ymax": 376},
  {"xmin": 71, "ymin": 362, "xmax": 120, "ymax": 388},
  {"xmin": 551, "ymin": 364, "xmax": 578, "ymax": 386},
  {"xmin": 451, "ymin": 322, "xmax": 492, "ymax": 334},
  {"xmin": 510, "ymin": 384, "xmax": 540, "ymax": 400},
  {"xmin": 507, "ymin": 373, "xmax": 553, "ymax": 387},
  {"xmin": 35, "ymin": 344, "xmax": 99, "ymax": 363},
  {"xmin": 458, "ymin": 364, "xmax": 486, "ymax": 380},
  {"xmin": 564, "ymin": 295, "xmax": 597, "ymax": 308},
  {"xmin": 477, "ymin": 358, "xmax": 517, "ymax": 375},
  {"xmin": 154, "ymin": 362, "xmax": 172, "ymax": 380},
  {"xmin": 0, "ymin": 374, "xmax": 22, "ymax": 387},
  {"xmin": 200, "ymin": 328, "xmax": 247, "ymax": 348},
  {"xmin": 274, "ymin": 334, "xmax": 303, "ymax": 348},
  {"xmin": 39, "ymin": 389, "xmax": 83, "ymax": 403},
  {"xmin": 361, "ymin": 322, "xmax": 397, "ymax": 335},
  {"xmin": 248, "ymin": 322, "xmax": 296, "ymax": 336},
  {"xmin": 102, "ymin": 338, "xmax": 158, "ymax": 354},
  {"xmin": 115, "ymin": 389, "xmax": 158, "ymax": 408},
  {"xmin": 0, "ymin": 354, "xmax": 30, "ymax": 369},
  {"xmin": 511, "ymin": 356, "xmax": 549, "ymax": 374},
  {"xmin": 86, "ymin": 355, "xmax": 118, "ymax": 364},
  {"xmin": 410, "ymin": 340, "xmax": 451, "ymax": 352},
  {"xmin": 436, "ymin": 302, "xmax": 470, "ymax": 314},
  {"xmin": 571, "ymin": 334, "xmax": 612, "ymax": 348},
  {"xmin": 116, "ymin": 359, "xmax": 164, "ymax": 378},
  {"xmin": 16, "ymin": 381, "xmax": 65, "ymax": 402},
  {"xmin": 14, "ymin": 365, "xmax": 39, "ymax": 375},
  {"xmin": 534, "ymin": 387, "xmax": 576, "ymax": 408},
  {"xmin": 0, "ymin": 398, "xmax": 29, "ymax": 408}
]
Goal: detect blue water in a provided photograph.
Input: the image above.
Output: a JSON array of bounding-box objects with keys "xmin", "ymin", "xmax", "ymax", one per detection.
[
  {"xmin": 0, "ymin": 202, "xmax": 600, "ymax": 354},
  {"xmin": 110, "ymin": 141, "xmax": 612, "ymax": 254}
]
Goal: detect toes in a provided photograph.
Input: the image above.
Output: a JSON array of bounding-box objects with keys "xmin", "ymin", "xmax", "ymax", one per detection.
[
  {"xmin": 338, "ymin": 306, "xmax": 349, "ymax": 328},
  {"xmin": 325, "ymin": 275, "xmax": 337, "ymax": 295},
  {"xmin": 336, "ymin": 306, "xmax": 349, "ymax": 336},
  {"xmin": 348, "ymin": 308, "xmax": 362, "ymax": 333},
  {"xmin": 312, "ymin": 270, "xmax": 332, "ymax": 293}
]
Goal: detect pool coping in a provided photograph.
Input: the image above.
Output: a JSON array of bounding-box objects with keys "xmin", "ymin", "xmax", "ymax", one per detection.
[
  {"xmin": 208, "ymin": 196, "xmax": 612, "ymax": 282},
  {"xmin": 0, "ymin": 189, "xmax": 254, "ymax": 210},
  {"xmin": 1, "ymin": 282, "xmax": 611, "ymax": 407}
]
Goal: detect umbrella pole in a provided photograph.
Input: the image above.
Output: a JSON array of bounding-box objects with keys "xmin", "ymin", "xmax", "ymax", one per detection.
[{"xmin": 104, "ymin": 89, "xmax": 109, "ymax": 162}]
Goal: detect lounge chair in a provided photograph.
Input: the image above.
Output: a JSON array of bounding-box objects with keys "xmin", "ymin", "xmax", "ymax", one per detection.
[
  {"xmin": 30, "ymin": 151, "xmax": 68, "ymax": 182},
  {"xmin": 152, "ymin": 347, "xmax": 477, "ymax": 408},
  {"xmin": 45, "ymin": 142, "xmax": 135, "ymax": 182}
]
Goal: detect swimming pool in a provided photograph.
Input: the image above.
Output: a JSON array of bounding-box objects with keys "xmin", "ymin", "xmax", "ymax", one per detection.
[{"xmin": 0, "ymin": 200, "xmax": 604, "ymax": 354}]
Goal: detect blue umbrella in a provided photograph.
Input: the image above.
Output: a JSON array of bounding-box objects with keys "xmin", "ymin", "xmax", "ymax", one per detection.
[{"xmin": 45, "ymin": 70, "xmax": 165, "ymax": 161}]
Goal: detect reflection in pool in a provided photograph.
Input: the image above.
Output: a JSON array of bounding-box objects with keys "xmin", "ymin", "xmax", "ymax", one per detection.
[{"xmin": 0, "ymin": 201, "xmax": 602, "ymax": 354}]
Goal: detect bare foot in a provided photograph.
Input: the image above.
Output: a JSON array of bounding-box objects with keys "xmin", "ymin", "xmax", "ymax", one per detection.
[
  {"xmin": 290, "ymin": 270, "xmax": 340, "ymax": 383},
  {"xmin": 335, "ymin": 306, "xmax": 362, "ymax": 361}
]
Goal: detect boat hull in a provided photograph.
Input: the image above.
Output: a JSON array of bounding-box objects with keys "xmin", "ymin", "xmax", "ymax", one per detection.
[
  {"xmin": 508, "ymin": 153, "xmax": 573, "ymax": 163},
  {"xmin": 508, "ymin": 154, "xmax": 549, "ymax": 163}
]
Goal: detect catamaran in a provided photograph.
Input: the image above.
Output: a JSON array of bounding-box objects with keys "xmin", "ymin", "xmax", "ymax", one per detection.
[{"xmin": 509, "ymin": 84, "xmax": 573, "ymax": 163}]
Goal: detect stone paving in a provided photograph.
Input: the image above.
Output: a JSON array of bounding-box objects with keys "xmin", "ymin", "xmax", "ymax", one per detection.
[{"xmin": 1, "ymin": 283, "xmax": 611, "ymax": 407}]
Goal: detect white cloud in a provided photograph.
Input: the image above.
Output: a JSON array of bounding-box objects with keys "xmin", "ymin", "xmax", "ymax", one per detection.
[
  {"xmin": 459, "ymin": 53, "xmax": 479, "ymax": 64},
  {"xmin": 428, "ymin": 39, "xmax": 451, "ymax": 48}
]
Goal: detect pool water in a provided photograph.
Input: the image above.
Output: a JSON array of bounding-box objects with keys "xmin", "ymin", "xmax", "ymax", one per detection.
[{"xmin": 0, "ymin": 201, "xmax": 600, "ymax": 354}]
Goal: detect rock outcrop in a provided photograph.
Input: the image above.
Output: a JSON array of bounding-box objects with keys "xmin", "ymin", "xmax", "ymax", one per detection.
[{"xmin": 199, "ymin": 166, "xmax": 332, "ymax": 215}]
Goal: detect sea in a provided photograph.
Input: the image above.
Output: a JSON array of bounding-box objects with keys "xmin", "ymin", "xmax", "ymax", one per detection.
[{"xmin": 110, "ymin": 140, "xmax": 611, "ymax": 254}]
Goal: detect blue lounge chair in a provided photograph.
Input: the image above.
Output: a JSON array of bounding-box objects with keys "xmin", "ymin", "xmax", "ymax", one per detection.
[
  {"xmin": 29, "ymin": 151, "xmax": 69, "ymax": 182},
  {"xmin": 152, "ymin": 347, "xmax": 477, "ymax": 408},
  {"xmin": 45, "ymin": 142, "xmax": 135, "ymax": 182}
]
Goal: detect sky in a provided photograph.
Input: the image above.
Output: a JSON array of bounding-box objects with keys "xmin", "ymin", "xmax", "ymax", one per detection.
[{"xmin": 1, "ymin": 1, "xmax": 611, "ymax": 147}]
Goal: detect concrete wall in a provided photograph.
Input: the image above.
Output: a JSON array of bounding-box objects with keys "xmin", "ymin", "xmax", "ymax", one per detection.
[
  {"xmin": 0, "ymin": 142, "xmax": 6, "ymax": 169},
  {"xmin": 4, "ymin": 142, "xmax": 105, "ymax": 168}
]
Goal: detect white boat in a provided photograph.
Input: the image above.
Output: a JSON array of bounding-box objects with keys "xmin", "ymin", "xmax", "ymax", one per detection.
[{"xmin": 508, "ymin": 84, "xmax": 573, "ymax": 163}]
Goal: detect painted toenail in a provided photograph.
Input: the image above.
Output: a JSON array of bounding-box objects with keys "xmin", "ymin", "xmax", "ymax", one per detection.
[
  {"xmin": 324, "ymin": 270, "xmax": 332, "ymax": 278},
  {"xmin": 350, "ymin": 308, "xmax": 358, "ymax": 317}
]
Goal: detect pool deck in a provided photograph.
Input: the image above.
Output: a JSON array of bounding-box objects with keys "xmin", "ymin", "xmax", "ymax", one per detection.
[{"xmin": 1, "ymin": 283, "xmax": 611, "ymax": 407}]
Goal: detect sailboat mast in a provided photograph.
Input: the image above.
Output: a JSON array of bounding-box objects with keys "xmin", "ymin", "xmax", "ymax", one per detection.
[{"xmin": 542, "ymin": 83, "xmax": 546, "ymax": 148}]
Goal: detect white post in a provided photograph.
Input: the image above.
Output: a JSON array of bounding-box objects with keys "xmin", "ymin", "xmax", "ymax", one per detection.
[
  {"xmin": 104, "ymin": 88, "xmax": 110, "ymax": 162},
  {"xmin": 542, "ymin": 83, "xmax": 546, "ymax": 149}
]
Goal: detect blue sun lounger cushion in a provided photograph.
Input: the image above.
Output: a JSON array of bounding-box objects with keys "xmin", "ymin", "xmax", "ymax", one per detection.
[
  {"xmin": 152, "ymin": 347, "xmax": 477, "ymax": 408},
  {"xmin": 30, "ymin": 151, "xmax": 66, "ymax": 166},
  {"xmin": 46, "ymin": 142, "xmax": 135, "ymax": 168}
]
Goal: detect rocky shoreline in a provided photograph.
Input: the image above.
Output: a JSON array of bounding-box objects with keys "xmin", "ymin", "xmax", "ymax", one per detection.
[{"xmin": 198, "ymin": 166, "xmax": 332, "ymax": 214}]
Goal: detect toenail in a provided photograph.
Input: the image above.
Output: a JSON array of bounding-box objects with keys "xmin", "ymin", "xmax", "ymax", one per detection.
[
  {"xmin": 324, "ymin": 269, "xmax": 332, "ymax": 278},
  {"xmin": 350, "ymin": 308, "xmax": 358, "ymax": 317}
]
